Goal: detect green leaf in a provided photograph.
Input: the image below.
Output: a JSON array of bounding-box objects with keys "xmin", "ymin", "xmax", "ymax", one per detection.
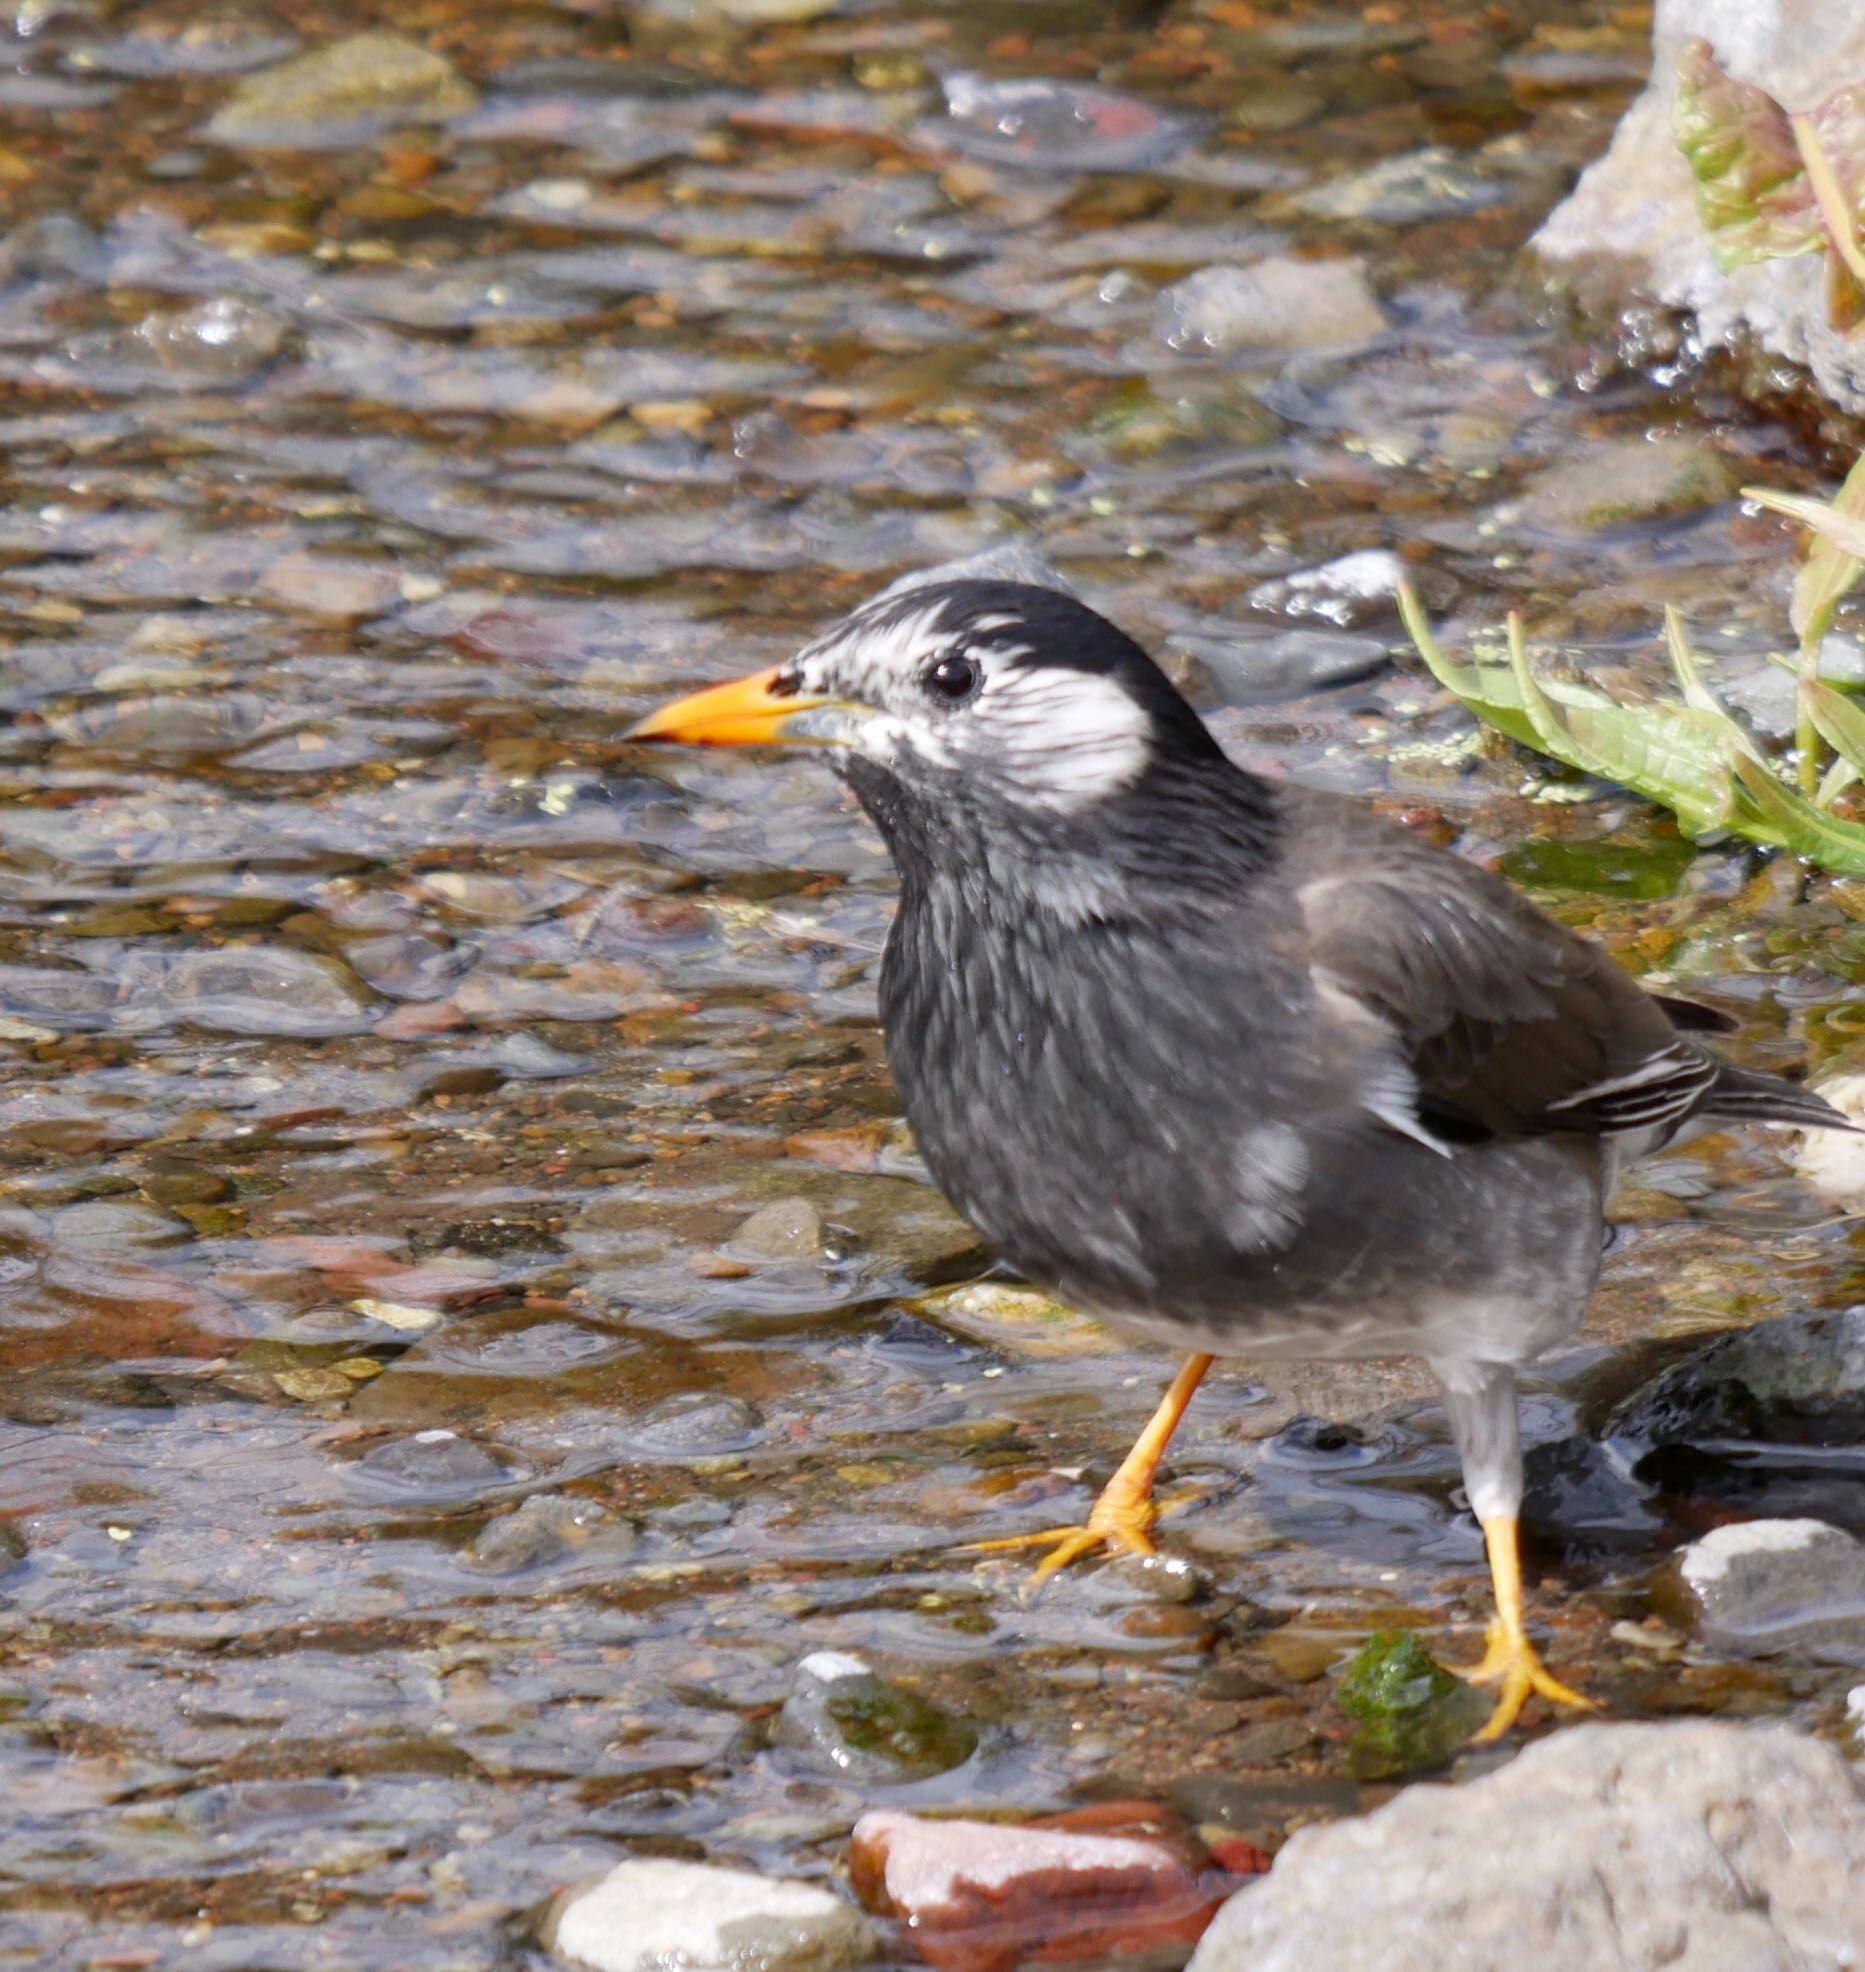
[
  {"xmin": 1733, "ymin": 754, "xmax": 1865, "ymax": 872},
  {"xmin": 1746, "ymin": 483, "xmax": 1865, "ymax": 562},
  {"xmin": 1674, "ymin": 37, "xmax": 1823, "ymax": 268},
  {"xmin": 1804, "ymin": 676, "xmax": 1865, "ymax": 774},
  {"xmin": 1786, "ymin": 454, "xmax": 1865, "ymax": 647},
  {"xmin": 1398, "ymin": 579, "xmax": 1544, "ymax": 749},
  {"xmin": 1808, "ymin": 72, "xmax": 1865, "ymax": 250},
  {"xmin": 1402, "ymin": 583, "xmax": 1750, "ymax": 836},
  {"xmin": 1817, "ymin": 754, "xmax": 1861, "ymax": 806}
]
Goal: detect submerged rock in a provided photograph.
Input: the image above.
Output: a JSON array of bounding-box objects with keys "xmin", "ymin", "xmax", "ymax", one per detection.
[
  {"xmin": 1333, "ymin": 1629, "xmax": 1487, "ymax": 1780},
  {"xmin": 1672, "ymin": 1518, "xmax": 1865, "ymax": 1659},
  {"xmin": 935, "ymin": 72, "xmax": 1194, "ymax": 172},
  {"xmin": 1189, "ymin": 1721, "xmax": 1865, "ymax": 1970},
  {"xmin": 1534, "ymin": 0, "xmax": 1865, "ymax": 417},
  {"xmin": 206, "ymin": 31, "xmax": 479, "ymax": 147},
  {"xmin": 467, "ymin": 1493, "xmax": 631, "ymax": 1575},
  {"xmin": 730, "ymin": 1197, "xmax": 827, "ymax": 1263},
  {"xmin": 1156, "ymin": 257, "xmax": 1386, "ymax": 354},
  {"xmin": 772, "ymin": 1650, "xmax": 977, "ymax": 1783},
  {"xmin": 550, "ymin": 1857, "xmax": 876, "ymax": 1972},
  {"xmin": 851, "ymin": 1802, "xmax": 1234, "ymax": 1970},
  {"xmin": 1518, "ymin": 435, "xmax": 1736, "ymax": 531},
  {"xmin": 1604, "ymin": 1305, "xmax": 1865, "ymax": 1446}
]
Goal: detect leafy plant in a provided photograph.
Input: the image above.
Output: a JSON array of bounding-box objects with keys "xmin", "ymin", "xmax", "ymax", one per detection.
[
  {"xmin": 1673, "ymin": 37, "xmax": 1865, "ymax": 330},
  {"xmin": 1397, "ymin": 464, "xmax": 1865, "ymax": 875}
]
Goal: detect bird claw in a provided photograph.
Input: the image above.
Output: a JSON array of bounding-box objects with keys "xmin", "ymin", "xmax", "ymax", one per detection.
[
  {"xmin": 963, "ymin": 1486, "xmax": 1159, "ymax": 1592},
  {"xmin": 1460, "ymin": 1621, "xmax": 1599, "ymax": 1741}
]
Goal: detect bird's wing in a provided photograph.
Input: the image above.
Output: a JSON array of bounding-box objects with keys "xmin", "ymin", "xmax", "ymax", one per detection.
[{"xmin": 1285, "ymin": 798, "xmax": 1711, "ymax": 1144}]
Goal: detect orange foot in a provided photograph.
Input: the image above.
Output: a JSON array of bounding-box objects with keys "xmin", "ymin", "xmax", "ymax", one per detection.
[{"xmin": 964, "ymin": 1475, "xmax": 1160, "ymax": 1590}]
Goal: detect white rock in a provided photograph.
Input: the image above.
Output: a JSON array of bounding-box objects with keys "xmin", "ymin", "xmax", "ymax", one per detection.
[
  {"xmin": 551, "ymin": 1858, "xmax": 877, "ymax": 1972},
  {"xmin": 1679, "ymin": 1516, "xmax": 1832, "ymax": 1588},
  {"xmin": 1156, "ymin": 255, "xmax": 1386, "ymax": 353},
  {"xmin": 1189, "ymin": 1721, "xmax": 1865, "ymax": 1971},
  {"xmin": 1535, "ymin": 0, "xmax": 1865, "ymax": 416},
  {"xmin": 1675, "ymin": 1516, "xmax": 1865, "ymax": 1657},
  {"xmin": 1788, "ymin": 1072, "xmax": 1865, "ymax": 1210}
]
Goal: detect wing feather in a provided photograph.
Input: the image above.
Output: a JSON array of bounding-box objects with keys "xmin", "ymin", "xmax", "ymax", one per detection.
[{"xmin": 1285, "ymin": 792, "xmax": 1711, "ymax": 1145}]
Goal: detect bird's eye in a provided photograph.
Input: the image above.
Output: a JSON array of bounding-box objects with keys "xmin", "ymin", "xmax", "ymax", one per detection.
[{"xmin": 923, "ymin": 652, "xmax": 979, "ymax": 703}]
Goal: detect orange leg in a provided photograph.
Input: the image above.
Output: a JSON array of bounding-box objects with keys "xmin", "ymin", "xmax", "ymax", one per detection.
[
  {"xmin": 1462, "ymin": 1512, "xmax": 1599, "ymax": 1741},
  {"xmin": 965, "ymin": 1353, "xmax": 1215, "ymax": 1588}
]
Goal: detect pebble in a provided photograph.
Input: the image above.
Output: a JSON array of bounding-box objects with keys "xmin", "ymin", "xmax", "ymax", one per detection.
[
  {"xmin": 1286, "ymin": 146, "xmax": 1513, "ymax": 224},
  {"xmin": 1156, "ymin": 256, "xmax": 1385, "ymax": 354},
  {"xmin": 1519, "ymin": 436, "xmax": 1736, "ymax": 531},
  {"xmin": 161, "ymin": 946, "xmax": 376, "ymax": 1039},
  {"xmin": 935, "ymin": 71, "xmax": 1193, "ymax": 172},
  {"xmin": 851, "ymin": 1803, "xmax": 1233, "ymax": 1968},
  {"xmin": 1247, "ymin": 550, "xmax": 1403, "ymax": 629},
  {"xmin": 206, "ymin": 31, "xmax": 479, "ymax": 147},
  {"xmin": 1787, "ymin": 1074, "xmax": 1865, "ymax": 1209},
  {"xmin": 631, "ymin": 1392, "xmax": 765, "ymax": 1459},
  {"xmin": 468, "ymin": 1493, "xmax": 630, "ymax": 1574},
  {"xmin": 730, "ymin": 1197, "xmax": 827, "ymax": 1263},
  {"xmin": 1672, "ymin": 1518, "xmax": 1865, "ymax": 1660},
  {"xmin": 773, "ymin": 1650, "xmax": 978, "ymax": 1783},
  {"xmin": 347, "ymin": 1429, "xmax": 515, "ymax": 1504},
  {"xmin": 550, "ymin": 1857, "xmax": 876, "ymax": 1972},
  {"xmin": 1520, "ymin": 1434, "xmax": 1662, "ymax": 1549}
]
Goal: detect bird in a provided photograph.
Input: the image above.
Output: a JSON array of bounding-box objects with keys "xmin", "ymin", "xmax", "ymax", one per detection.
[{"xmin": 627, "ymin": 576, "xmax": 1850, "ymax": 1740}]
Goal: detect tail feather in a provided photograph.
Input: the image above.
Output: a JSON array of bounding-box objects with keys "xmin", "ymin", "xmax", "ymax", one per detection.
[{"xmin": 1705, "ymin": 1062, "xmax": 1858, "ymax": 1133}]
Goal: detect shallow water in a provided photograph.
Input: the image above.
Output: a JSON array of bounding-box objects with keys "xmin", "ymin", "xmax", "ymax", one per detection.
[{"xmin": 2, "ymin": 0, "xmax": 1863, "ymax": 1966}]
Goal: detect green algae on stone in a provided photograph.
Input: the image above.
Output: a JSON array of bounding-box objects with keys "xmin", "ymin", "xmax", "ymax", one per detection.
[{"xmin": 1336, "ymin": 1629, "xmax": 1488, "ymax": 1780}]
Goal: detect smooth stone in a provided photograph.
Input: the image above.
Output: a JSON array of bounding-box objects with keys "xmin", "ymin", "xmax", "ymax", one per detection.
[
  {"xmin": 851, "ymin": 1805, "xmax": 1228, "ymax": 1961},
  {"xmin": 1787, "ymin": 1073, "xmax": 1865, "ymax": 1209},
  {"xmin": 206, "ymin": 30, "xmax": 478, "ymax": 147},
  {"xmin": 1287, "ymin": 146, "xmax": 1515, "ymax": 225},
  {"xmin": 772, "ymin": 1650, "xmax": 978, "ymax": 1783},
  {"xmin": 467, "ymin": 1494, "xmax": 631, "ymax": 1574},
  {"xmin": 1189, "ymin": 627, "xmax": 1390, "ymax": 701},
  {"xmin": 1673, "ymin": 1518, "xmax": 1865, "ymax": 1659},
  {"xmin": 1247, "ymin": 550, "xmax": 1404, "ymax": 629},
  {"xmin": 1519, "ymin": 436, "xmax": 1736, "ymax": 531},
  {"xmin": 731, "ymin": 1197, "xmax": 827, "ymax": 1263},
  {"xmin": 1157, "ymin": 256, "xmax": 1386, "ymax": 354},
  {"xmin": 551, "ymin": 1857, "xmax": 876, "ymax": 1972},
  {"xmin": 1520, "ymin": 1434, "xmax": 1664, "ymax": 1548},
  {"xmin": 1189, "ymin": 1721, "xmax": 1865, "ymax": 1969},
  {"xmin": 1534, "ymin": 0, "xmax": 1865, "ymax": 417}
]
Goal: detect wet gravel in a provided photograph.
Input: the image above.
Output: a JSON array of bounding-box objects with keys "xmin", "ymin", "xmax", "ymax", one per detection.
[{"xmin": 4, "ymin": 1, "xmax": 1865, "ymax": 1968}]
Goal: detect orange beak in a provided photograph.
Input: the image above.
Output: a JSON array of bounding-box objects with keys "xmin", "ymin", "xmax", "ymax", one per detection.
[{"xmin": 626, "ymin": 665, "xmax": 832, "ymax": 748}]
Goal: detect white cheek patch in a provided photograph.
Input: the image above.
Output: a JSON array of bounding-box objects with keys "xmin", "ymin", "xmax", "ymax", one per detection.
[
  {"xmin": 972, "ymin": 665, "xmax": 1152, "ymax": 811},
  {"xmin": 854, "ymin": 666, "xmax": 1151, "ymax": 812}
]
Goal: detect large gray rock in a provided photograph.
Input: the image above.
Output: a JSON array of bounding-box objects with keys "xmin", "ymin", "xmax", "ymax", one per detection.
[
  {"xmin": 1189, "ymin": 1721, "xmax": 1865, "ymax": 1971},
  {"xmin": 1604, "ymin": 1305, "xmax": 1865, "ymax": 1446},
  {"xmin": 1535, "ymin": 1, "xmax": 1865, "ymax": 416}
]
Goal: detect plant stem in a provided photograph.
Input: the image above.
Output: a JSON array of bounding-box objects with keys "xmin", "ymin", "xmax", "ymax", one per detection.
[{"xmin": 1790, "ymin": 113, "xmax": 1865, "ymax": 289}]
